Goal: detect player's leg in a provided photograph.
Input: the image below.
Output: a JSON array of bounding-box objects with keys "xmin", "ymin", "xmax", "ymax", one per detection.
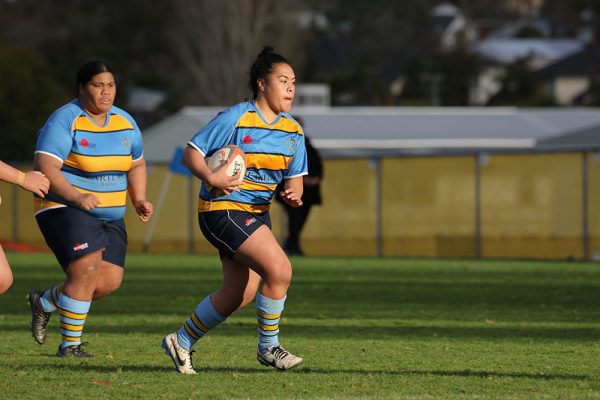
[
  {"xmin": 212, "ymin": 257, "xmax": 261, "ymax": 316},
  {"xmin": 56, "ymin": 250, "xmax": 102, "ymax": 357},
  {"xmin": 91, "ymin": 262, "xmax": 123, "ymax": 299},
  {"xmin": 163, "ymin": 257, "xmax": 261, "ymax": 374},
  {"xmin": 0, "ymin": 245, "xmax": 13, "ymax": 294},
  {"xmin": 30, "ymin": 208, "xmax": 107, "ymax": 355},
  {"xmin": 33, "ymin": 262, "xmax": 122, "ymax": 346},
  {"xmin": 234, "ymin": 225, "xmax": 303, "ymax": 370},
  {"xmin": 92, "ymin": 219, "xmax": 127, "ymax": 299},
  {"xmin": 284, "ymin": 205, "xmax": 304, "ymax": 255}
]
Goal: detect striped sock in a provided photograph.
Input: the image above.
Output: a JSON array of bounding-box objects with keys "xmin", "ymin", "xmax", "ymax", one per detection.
[
  {"xmin": 176, "ymin": 295, "xmax": 227, "ymax": 351},
  {"xmin": 58, "ymin": 294, "xmax": 90, "ymax": 349},
  {"xmin": 256, "ymin": 293, "xmax": 286, "ymax": 354},
  {"xmin": 39, "ymin": 284, "xmax": 62, "ymax": 313}
]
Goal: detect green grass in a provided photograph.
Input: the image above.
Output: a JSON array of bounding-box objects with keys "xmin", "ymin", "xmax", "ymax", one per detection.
[{"xmin": 1, "ymin": 253, "xmax": 599, "ymax": 399}]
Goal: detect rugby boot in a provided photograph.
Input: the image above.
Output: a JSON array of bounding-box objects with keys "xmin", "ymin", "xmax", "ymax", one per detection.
[
  {"xmin": 56, "ymin": 343, "xmax": 95, "ymax": 358},
  {"xmin": 28, "ymin": 289, "xmax": 51, "ymax": 345},
  {"xmin": 257, "ymin": 345, "xmax": 303, "ymax": 370},
  {"xmin": 162, "ymin": 332, "xmax": 197, "ymax": 374}
]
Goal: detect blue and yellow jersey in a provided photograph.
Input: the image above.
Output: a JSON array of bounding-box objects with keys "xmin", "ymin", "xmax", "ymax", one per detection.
[
  {"xmin": 34, "ymin": 99, "xmax": 143, "ymax": 221},
  {"xmin": 188, "ymin": 101, "xmax": 308, "ymax": 213}
]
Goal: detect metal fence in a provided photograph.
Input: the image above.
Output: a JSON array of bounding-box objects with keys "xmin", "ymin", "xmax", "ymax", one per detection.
[{"xmin": 2, "ymin": 150, "xmax": 599, "ymax": 260}]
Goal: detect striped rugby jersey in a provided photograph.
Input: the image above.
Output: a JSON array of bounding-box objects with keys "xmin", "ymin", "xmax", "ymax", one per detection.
[
  {"xmin": 188, "ymin": 100, "xmax": 308, "ymax": 213},
  {"xmin": 34, "ymin": 99, "xmax": 143, "ymax": 221}
]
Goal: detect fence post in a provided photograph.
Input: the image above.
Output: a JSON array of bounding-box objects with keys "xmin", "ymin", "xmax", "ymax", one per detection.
[
  {"xmin": 475, "ymin": 153, "xmax": 487, "ymax": 259},
  {"xmin": 582, "ymin": 151, "xmax": 589, "ymax": 261},
  {"xmin": 372, "ymin": 157, "xmax": 382, "ymax": 258}
]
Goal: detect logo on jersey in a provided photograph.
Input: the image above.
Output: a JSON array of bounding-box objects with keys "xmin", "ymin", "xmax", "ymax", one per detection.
[
  {"xmin": 243, "ymin": 135, "xmax": 260, "ymax": 145},
  {"xmin": 121, "ymin": 136, "xmax": 131, "ymax": 148},
  {"xmin": 79, "ymin": 138, "xmax": 96, "ymax": 148},
  {"xmin": 287, "ymin": 138, "xmax": 297, "ymax": 151},
  {"xmin": 73, "ymin": 243, "xmax": 89, "ymax": 251},
  {"xmin": 245, "ymin": 217, "xmax": 257, "ymax": 226}
]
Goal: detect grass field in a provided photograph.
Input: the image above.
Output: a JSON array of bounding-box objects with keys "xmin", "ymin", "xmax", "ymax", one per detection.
[{"xmin": 0, "ymin": 252, "xmax": 599, "ymax": 399}]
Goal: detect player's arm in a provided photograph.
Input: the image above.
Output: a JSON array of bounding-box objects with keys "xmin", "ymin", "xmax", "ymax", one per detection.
[
  {"xmin": 279, "ymin": 176, "xmax": 304, "ymax": 207},
  {"xmin": 127, "ymin": 158, "xmax": 153, "ymax": 222},
  {"xmin": 34, "ymin": 153, "xmax": 100, "ymax": 211},
  {"xmin": 183, "ymin": 145, "xmax": 240, "ymax": 195},
  {"xmin": 0, "ymin": 160, "xmax": 49, "ymax": 198}
]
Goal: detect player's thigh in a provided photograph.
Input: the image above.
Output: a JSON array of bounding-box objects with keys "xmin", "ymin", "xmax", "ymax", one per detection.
[{"xmin": 235, "ymin": 225, "xmax": 291, "ymax": 282}]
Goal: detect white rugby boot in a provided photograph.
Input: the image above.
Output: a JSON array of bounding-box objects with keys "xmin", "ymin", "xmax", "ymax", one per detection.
[
  {"xmin": 257, "ymin": 345, "xmax": 303, "ymax": 370},
  {"xmin": 162, "ymin": 332, "xmax": 197, "ymax": 374}
]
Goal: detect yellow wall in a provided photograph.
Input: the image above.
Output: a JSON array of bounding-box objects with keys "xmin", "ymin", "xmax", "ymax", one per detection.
[
  {"xmin": 301, "ymin": 159, "xmax": 377, "ymax": 256},
  {"xmin": 480, "ymin": 153, "xmax": 583, "ymax": 260},
  {"xmin": 0, "ymin": 152, "xmax": 595, "ymax": 260},
  {"xmin": 381, "ymin": 156, "xmax": 476, "ymax": 257}
]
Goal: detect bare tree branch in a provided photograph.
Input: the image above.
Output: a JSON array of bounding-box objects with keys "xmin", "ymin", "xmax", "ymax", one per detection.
[{"xmin": 167, "ymin": 0, "xmax": 302, "ymax": 105}]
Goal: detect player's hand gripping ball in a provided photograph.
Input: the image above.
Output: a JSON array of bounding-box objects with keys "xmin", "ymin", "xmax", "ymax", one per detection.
[{"xmin": 204, "ymin": 145, "xmax": 246, "ymax": 197}]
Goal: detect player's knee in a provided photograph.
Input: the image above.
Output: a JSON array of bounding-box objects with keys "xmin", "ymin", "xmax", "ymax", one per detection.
[
  {"xmin": 267, "ymin": 258, "xmax": 292, "ymax": 289},
  {"xmin": 94, "ymin": 278, "xmax": 122, "ymax": 299}
]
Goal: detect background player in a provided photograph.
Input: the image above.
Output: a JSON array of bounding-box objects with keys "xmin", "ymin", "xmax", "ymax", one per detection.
[
  {"xmin": 162, "ymin": 46, "xmax": 307, "ymax": 374},
  {"xmin": 28, "ymin": 60, "xmax": 153, "ymax": 357},
  {"xmin": 276, "ymin": 116, "xmax": 323, "ymax": 256}
]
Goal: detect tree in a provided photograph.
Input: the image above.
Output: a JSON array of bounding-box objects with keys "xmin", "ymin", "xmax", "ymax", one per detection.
[
  {"xmin": 487, "ymin": 57, "xmax": 556, "ymax": 106},
  {"xmin": 0, "ymin": 46, "xmax": 70, "ymax": 161},
  {"xmin": 165, "ymin": 0, "xmax": 307, "ymax": 106},
  {"xmin": 302, "ymin": 0, "xmax": 439, "ymax": 105}
]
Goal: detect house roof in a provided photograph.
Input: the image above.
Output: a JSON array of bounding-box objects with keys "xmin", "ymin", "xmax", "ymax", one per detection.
[
  {"xmin": 539, "ymin": 46, "xmax": 600, "ymax": 79},
  {"xmin": 142, "ymin": 106, "xmax": 600, "ymax": 162},
  {"xmin": 472, "ymin": 38, "xmax": 584, "ymax": 68}
]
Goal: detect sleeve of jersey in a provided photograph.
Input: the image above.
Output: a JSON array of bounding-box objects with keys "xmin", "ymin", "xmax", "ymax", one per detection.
[
  {"xmin": 285, "ymin": 134, "xmax": 308, "ymax": 178},
  {"xmin": 187, "ymin": 108, "xmax": 239, "ymax": 156},
  {"xmin": 130, "ymin": 120, "xmax": 144, "ymax": 161},
  {"xmin": 35, "ymin": 112, "xmax": 74, "ymax": 161}
]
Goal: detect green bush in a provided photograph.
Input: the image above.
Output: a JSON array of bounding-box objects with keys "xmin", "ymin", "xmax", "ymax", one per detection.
[{"xmin": 0, "ymin": 46, "xmax": 69, "ymax": 162}]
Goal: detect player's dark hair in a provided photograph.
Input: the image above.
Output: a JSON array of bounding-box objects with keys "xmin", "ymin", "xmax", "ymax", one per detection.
[
  {"xmin": 76, "ymin": 60, "xmax": 114, "ymax": 95},
  {"xmin": 248, "ymin": 46, "xmax": 290, "ymax": 99}
]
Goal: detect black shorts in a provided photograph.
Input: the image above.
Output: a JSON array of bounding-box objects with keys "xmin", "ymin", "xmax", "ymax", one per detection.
[
  {"xmin": 198, "ymin": 210, "xmax": 271, "ymax": 259},
  {"xmin": 36, "ymin": 207, "xmax": 127, "ymax": 270}
]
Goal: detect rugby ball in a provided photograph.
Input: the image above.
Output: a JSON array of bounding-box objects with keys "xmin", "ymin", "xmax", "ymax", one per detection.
[{"xmin": 204, "ymin": 145, "xmax": 246, "ymax": 197}]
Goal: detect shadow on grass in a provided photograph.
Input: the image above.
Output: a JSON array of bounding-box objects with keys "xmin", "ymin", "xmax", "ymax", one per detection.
[
  {"xmin": 2, "ymin": 323, "xmax": 599, "ymax": 341},
  {"xmin": 21, "ymin": 363, "xmax": 594, "ymax": 381}
]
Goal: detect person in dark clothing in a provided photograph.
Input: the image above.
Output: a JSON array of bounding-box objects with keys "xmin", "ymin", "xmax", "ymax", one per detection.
[{"xmin": 277, "ymin": 116, "xmax": 323, "ymax": 256}]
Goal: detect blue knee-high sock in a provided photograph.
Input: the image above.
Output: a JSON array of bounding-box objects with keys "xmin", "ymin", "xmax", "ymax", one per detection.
[
  {"xmin": 256, "ymin": 293, "xmax": 286, "ymax": 353},
  {"xmin": 177, "ymin": 295, "xmax": 227, "ymax": 351},
  {"xmin": 39, "ymin": 284, "xmax": 63, "ymax": 313},
  {"xmin": 58, "ymin": 294, "xmax": 91, "ymax": 349}
]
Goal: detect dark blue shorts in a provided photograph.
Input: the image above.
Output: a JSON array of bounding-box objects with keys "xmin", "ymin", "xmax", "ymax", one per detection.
[
  {"xmin": 36, "ymin": 207, "xmax": 127, "ymax": 270},
  {"xmin": 198, "ymin": 210, "xmax": 271, "ymax": 259}
]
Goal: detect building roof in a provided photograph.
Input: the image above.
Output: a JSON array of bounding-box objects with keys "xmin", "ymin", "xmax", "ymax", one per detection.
[
  {"xmin": 539, "ymin": 46, "xmax": 600, "ymax": 79},
  {"xmin": 472, "ymin": 38, "xmax": 584, "ymax": 68},
  {"xmin": 142, "ymin": 106, "xmax": 600, "ymax": 162}
]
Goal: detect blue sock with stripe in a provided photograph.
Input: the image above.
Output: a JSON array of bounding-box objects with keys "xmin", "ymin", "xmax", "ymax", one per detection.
[
  {"xmin": 39, "ymin": 284, "xmax": 63, "ymax": 313},
  {"xmin": 176, "ymin": 295, "xmax": 227, "ymax": 351},
  {"xmin": 58, "ymin": 293, "xmax": 90, "ymax": 349},
  {"xmin": 256, "ymin": 292, "xmax": 286, "ymax": 354}
]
